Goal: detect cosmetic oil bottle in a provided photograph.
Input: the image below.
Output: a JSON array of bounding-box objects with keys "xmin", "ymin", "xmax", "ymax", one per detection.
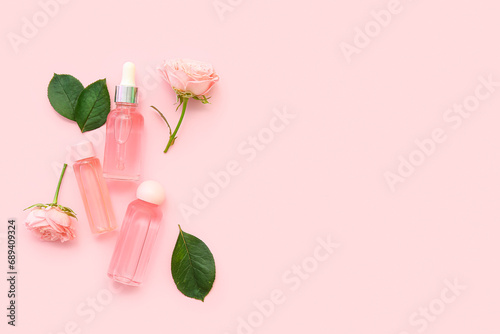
[
  {"xmin": 103, "ymin": 62, "xmax": 143, "ymax": 181},
  {"xmin": 108, "ymin": 180, "xmax": 165, "ymax": 286},
  {"xmin": 72, "ymin": 141, "xmax": 117, "ymax": 234}
]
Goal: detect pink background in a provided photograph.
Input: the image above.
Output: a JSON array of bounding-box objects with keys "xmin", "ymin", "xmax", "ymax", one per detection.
[{"xmin": 1, "ymin": 0, "xmax": 500, "ymax": 333}]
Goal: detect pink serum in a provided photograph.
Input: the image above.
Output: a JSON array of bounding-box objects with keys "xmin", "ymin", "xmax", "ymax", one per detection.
[
  {"xmin": 103, "ymin": 62, "xmax": 143, "ymax": 181},
  {"xmin": 72, "ymin": 141, "xmax": 117, "ymax": 234},
  {"xmin": 108, "ymin": 181, "xmax": 165, "ymax": 286}
]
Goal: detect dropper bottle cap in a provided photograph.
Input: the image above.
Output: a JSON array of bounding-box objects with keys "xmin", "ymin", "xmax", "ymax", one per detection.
[{"xmin": 114, "ymin": 62, "xmax": 138, "ymax": 104}]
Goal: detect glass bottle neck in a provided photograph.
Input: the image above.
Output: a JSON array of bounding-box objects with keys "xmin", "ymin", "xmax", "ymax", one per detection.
[{"xmin": 115, "ymin": 102, "xmax": 138, "ymax": 109}]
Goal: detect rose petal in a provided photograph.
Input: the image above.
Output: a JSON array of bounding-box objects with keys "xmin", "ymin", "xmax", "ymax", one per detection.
[
  {"xmin": 159, "ymin": 68, "xmax": 187, "ymax": 92},
  {"xmin": 165, "ymin": 59, "xmax": 181, "ymax": 71},
  {"xmin": 44, "ymin": 216, "xmax": 64, "ymax": 233},
  {"xmin": 26, "ymin": 219, "xmax": 49, "ymax": 228},
  {"xmin": 25, "ymin": 209, "xmax": 46, "ymax": 224},
  {"xmin": 185, "ymin": 79, "xmax": 216, "ymax": 97},
  {"xmin": 25, "ymin": 210, "xmax": 48, "ymax": 228},
  {"xmin": 46, "ymin": 208, "xmax": 71, "ymax": 227},
  {"xmin": 171, "ymin": 69, "xmax": 194, "ymax": 88},
  {"xmin": 178, "ymin": 59, "xmax": 214, "ymax": 78}
]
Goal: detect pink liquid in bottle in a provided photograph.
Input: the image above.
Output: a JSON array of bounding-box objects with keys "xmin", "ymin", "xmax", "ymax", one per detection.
[
  {"xmin": 108, "ymin": 180, "xmax": 165, "ymax": 286},
  {"xmin": 72, "ymin": 141, "xmax": 117, "ymax": 234},
  {"xmin": 103, "ymin": 62, "xmax": 143, "ymax": 181}
]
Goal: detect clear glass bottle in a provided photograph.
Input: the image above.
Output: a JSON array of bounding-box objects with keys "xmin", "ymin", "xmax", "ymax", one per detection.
[
  {"xmin": 108, "ymin": 180, "xmax": 165, "ymax": 286},
  {"xmin": 103, "ymin": 62, "xmax": 143, "ymax": 181},
  {"xmin": 72, "ymin": 141, "xmax": 117, "ymax": 234}
]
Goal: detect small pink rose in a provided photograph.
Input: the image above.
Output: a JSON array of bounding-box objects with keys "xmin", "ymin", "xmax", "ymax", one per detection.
[
  {"xmin": 25, "ymin": 207, "xmax": 76, "ymax": 243},
  {"xmin": 152, "ymin": 58, "xmax": 220, "ymax": 153},
  {"xmin": 159, "ymin": 59, "xmax": 219, "ymax": 97}
]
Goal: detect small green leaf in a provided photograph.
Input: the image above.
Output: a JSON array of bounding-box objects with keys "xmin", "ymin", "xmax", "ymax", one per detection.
[
  {"xmin": 47, "ymin": 74, "xmax": 84, "ymax": 120},
  {"xmin": 171, "ymin": 225, "xmax": 216, "ymax": 302},
  {"xmin": 75, "ymin": 79, "xmax": 111, "ymax": 132}
]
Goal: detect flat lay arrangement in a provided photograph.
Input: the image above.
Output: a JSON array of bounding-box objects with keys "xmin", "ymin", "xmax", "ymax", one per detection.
[{"xmin": 24, "ymin": 60, "xmax": 218, "ymax": 301}]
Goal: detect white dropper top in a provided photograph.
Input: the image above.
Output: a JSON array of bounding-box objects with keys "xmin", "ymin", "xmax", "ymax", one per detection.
[
  {"xmin": 115, "ymin": 61, "xmax": 138, "ymax": 103},
  {"xmin": 120, "ymin": 62, "xmax": 136, "ymax": 86}
]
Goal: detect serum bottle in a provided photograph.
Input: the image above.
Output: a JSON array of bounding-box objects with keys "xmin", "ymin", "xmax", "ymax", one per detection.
[
  {"xmin": 108, "ymin": 180, "xmax": 165, "ymax": 286},
  {"xmin": 72, "ymin": 141, "xmax": 117, "ymax": 234},
  {"xmin": 103, "ymin": 62, "xmax": 143, "ymax": 181}
]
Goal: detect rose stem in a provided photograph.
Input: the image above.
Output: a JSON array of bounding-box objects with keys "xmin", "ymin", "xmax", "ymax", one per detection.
[
  {"xmin": 52, "ymin": 163, "xmax": 68, "ymax": 205},
  {"xmin": 164, "ymin": 96, "xmax": 189, "ymax": 153}
]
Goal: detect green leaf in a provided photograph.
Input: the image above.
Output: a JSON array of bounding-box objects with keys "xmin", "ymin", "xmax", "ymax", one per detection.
[
  {"xmin": 47, "ymin": 74, "xmax": 84, "ymax": 120},
  {"xmin": 171, "ymin": 225, "xmax": 216, "ymax": 301},
  {"xmin": 75, "ymin": 79, "xmax": 111, "ymax": 132}
]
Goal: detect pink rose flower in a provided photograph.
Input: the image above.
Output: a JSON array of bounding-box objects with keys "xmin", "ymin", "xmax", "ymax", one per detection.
[
  {"xmin": 152, "ymin": 58, "xmax": 220, "ymax": 153},
  {"xmin": 158, "ymin": 59, "xmax": 219, "ymax": 97},
  {"xmin": 25, "ymin": 206, "xmax": 76, "ymax": 243},
  {"xmin": 24, "ymin": 164, "xmax": 77, "ymax": 243}
]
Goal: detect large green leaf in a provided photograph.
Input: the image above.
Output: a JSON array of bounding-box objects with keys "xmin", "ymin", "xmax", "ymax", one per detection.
[
  {"xmin": 47, "ymin": 74, "xmax": 84, "ymax": 121},
  {"xmin": 74, "ymin": 79, "xmax": 111, "ymax": 132},
  {"xmin": 171, "ymin": 225, "xmax": 216, "ymax": 301}
]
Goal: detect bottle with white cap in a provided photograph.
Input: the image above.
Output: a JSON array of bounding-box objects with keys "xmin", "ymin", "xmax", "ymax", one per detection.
[
  {"xmin": 103, "ymin": 61, "xmax": 143, "ymax": 181},
  {"xmin": 72, "ymin": 141, "xmax": 117, "ymax": 234},
  {"xmin": 108, "ymin": 180, "xmax": 165, "ymax": 286}
]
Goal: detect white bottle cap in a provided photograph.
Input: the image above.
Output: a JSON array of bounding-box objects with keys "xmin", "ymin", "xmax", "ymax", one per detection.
[
  {"xmin": 71, "ymin": 141, "xmax": 96, "ymax": 161},
  {"xmin": 136, "ymin": 180, "xmax": 165, "ymax": 205}
]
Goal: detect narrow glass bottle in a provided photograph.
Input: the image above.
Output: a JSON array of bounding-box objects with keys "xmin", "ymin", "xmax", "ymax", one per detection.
[
  {"xmin": 72, "ymin": 141, "xmax": 117, "ymax": 234},
  {"xmin": 103, "ymin": 62, "xmax": 143, "ymax": 181},
  {"xmin": 108, "ymin": 180, "xmax": 165, "ymax": 286}
]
